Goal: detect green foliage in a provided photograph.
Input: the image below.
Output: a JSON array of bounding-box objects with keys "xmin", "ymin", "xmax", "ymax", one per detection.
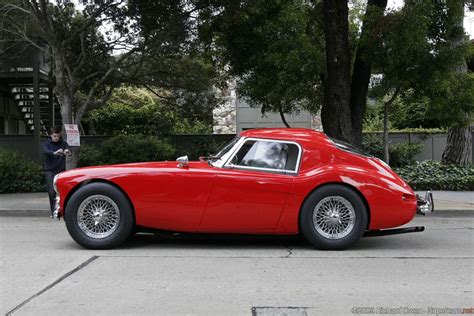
[
  {"xmin": 370, "ymin": 0, "xmax": 474, "ymax": 129},
  {"xmin": 87, "ymin": 86, "xmax": 212, "ymax": 136},
  {"xmin": 106, "ymin": 86, "xmax": 156, "ymax": 109},
  {"xmin": 0, "ymin": 148, "xmax": 45, "ymax": 193},
  {"xmin": 361, "ymin": 134, "xmax": 423, "ymax": 167},
  {"xmin": 76, "ymin": 145, "xmax": 103, "ymax": 167},
  {"xmin": 173, "ymin": 135, "xmax": 234, "ymax": 161},
  {"xmin": 388, "ymin": 97, "xmax": 443, "ymax": 129},
  {"xmin": 389, "ymin": 142, "xmax": 424, "ymax": 167},
  {"xmin": 363, "ymin": 103, "xmax": 389, "ymax": 132},
  {"xmin": 200, "ymin": 0, "xmax": 325, "ymax": 115},
  {"xmin": 395, "ymin": 160, "xmax": 474, "ymax": 191},
  {"xmin": 77, "ymin": 135, "xmax": 176, "ymax": 167},
  {"xmin": 363, "ymin": 98, "xmax": 443, "ymax": 131}
]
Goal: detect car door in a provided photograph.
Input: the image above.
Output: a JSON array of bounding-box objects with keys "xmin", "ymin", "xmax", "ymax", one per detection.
[{"xmin": 199, "ymin": 138, "xmax": 302, "ymax": 233}]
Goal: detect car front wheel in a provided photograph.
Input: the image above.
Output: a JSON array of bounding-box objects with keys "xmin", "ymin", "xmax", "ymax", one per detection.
[
  {"xmin": 300, "ymin": 184, "xmax": 368, "ymax": 250},
  {"xmin": 65, "ymin": 182, "xmax": 134, "ymax": 249}
]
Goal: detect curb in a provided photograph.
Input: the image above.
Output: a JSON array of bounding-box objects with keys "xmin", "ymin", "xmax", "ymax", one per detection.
[
  {"xmin": 0, "ymin": 209, "xmax": 473, "ymax": 217},
  {"xmin": 0, "ymin": 210, "xmax": 51, "ymax": 217}
]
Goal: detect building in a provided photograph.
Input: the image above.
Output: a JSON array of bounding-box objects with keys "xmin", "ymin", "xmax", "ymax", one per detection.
[
  {"xmin": 0, "ymin": 41, "xmax": 61, "ymax": 161},
  {"xmin": 213, "ymin": 81, "xmax": 322, "ymax": 134}
]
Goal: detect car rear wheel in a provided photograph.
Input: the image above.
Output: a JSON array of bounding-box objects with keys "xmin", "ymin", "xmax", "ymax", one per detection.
[
  {"xmin": 65, "ymin": 182, "xmax": 134, "ymax": 249},
  {"xmin": 299, "ymin": 184, "xmax": 368, "ymax": 250}
]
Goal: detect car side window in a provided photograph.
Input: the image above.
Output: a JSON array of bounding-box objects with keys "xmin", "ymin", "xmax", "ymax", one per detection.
[{"xmin": 230, "ymin": 139, "xmax": 300, "ymax": 172}]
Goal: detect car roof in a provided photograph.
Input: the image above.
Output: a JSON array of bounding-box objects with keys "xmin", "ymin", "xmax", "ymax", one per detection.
[{"xmin": 240, "ymin": 128, "xmax": 331, "ymax": 145}]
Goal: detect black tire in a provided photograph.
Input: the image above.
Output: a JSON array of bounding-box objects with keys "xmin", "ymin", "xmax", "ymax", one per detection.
[
  {"xmin": 65, "ymin": 182, "xmax": 134, "ymax": 249},
  {"xmin": 299, "ymin": 184, "xmax": 368, "ymax": 250}
]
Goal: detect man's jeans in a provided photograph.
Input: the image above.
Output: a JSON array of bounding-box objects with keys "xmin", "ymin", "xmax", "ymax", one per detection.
[{"xmin": 44, "ymin": 171, "xmax": 58, "ymax": 216}]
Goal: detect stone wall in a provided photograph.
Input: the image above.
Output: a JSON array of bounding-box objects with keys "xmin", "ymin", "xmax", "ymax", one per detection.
[
  {"xmin": 213, "ymin": 80, "xmax": 237, "ymax": 134},
  {"xmin": 311, "ymin": 111, "xmax": 323, "ymax": 131}
]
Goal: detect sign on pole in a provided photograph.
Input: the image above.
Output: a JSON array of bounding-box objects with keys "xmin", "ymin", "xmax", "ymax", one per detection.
[{"xmin": 64, "ymin": 124, "xmax": 80, "ymax": 146}]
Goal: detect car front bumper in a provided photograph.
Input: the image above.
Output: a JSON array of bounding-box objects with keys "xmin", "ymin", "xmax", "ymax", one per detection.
[
  {"xmin": 416, "ymin": 191, "xmax": 434, "ymax": 215},
  {"xmin": 53, "ymin": 195, "xmax": 61, "ymax": 219}
]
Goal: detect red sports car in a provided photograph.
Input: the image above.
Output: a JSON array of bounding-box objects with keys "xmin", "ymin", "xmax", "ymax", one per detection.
[{"xmin": 53, "ymin": 128, "xmax": 433, "ymax": 250}]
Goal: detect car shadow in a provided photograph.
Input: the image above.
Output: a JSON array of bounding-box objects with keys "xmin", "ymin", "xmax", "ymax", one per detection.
[
  {"xmin": 117, "ymin": 231, "xmax": 429, "ymax": 252},
  {"xmin": 120, "ymin": 232, "xmax": 308, "ymax": 250}
]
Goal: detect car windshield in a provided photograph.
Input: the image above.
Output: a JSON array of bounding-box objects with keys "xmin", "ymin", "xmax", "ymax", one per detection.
[
  {"xmin": 209, "ymin": 136, "xmax": 240, "ymax": 166},
  {"xmin": 330, "ymin": 137, "xmax": 370, "ymax": 157},
  {"xmin": 214, "ymin": 136, "xmax": 240, "ymax": 158}
]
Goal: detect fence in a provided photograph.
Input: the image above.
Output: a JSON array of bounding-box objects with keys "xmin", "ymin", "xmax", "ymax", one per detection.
[{"xmin": 0, "ymin": 132, "xmax": 472, "ymax": 164}]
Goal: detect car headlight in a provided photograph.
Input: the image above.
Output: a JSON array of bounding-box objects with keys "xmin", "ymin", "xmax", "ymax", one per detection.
[{"xmin": 53, "ymin": 174, "xmax": 59, "ymax": 193}]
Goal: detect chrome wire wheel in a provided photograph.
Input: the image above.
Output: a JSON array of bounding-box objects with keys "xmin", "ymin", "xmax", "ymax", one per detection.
[
  {"xmin": 77, "ymin": 195, "xmax": 121, "ymax": 239},
  {"xmin": 313, "ymin": 196, "xmax": 356, "ymax": 240}
]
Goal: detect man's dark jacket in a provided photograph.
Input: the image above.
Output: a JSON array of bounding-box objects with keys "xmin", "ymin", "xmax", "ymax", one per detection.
[{"xmin": 43, "ymin": 139, "xmax": 70, "ymax": 173}]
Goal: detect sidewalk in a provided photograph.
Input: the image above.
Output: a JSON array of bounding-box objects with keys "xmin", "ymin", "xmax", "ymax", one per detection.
[{"xmin": 0, "ymin": 191, "xmax": 472, "ymax": 216}]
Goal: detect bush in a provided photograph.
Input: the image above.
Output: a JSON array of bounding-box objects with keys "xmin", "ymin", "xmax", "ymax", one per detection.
[
  {"xmin": 77, "ymin": 134, "xmax": 176, "ymax": 167},
  {"xmin": 0, "ymin": 148, "xmax": 45, "ymax": 193},
  {"xmin": 77, "ymin": 145, "xmax": 103, "ymax": 167},
  {"xmin": 389, "ymin": 142, "xmax": 423, "ymax": 167},
  {"xmin": 361, "ymin": 134, "xmax": 423, "ymax": 167},
  {"xmin": 173, "ymin": 136, "xmax": 231, "ymax": 161},
  {"xmin": 394, "ymin": 161, "xmax": 474, "ymax": 191},
  {"xmin": 88, "ymin": 102, "xmax": 211, "ymax": 136}
]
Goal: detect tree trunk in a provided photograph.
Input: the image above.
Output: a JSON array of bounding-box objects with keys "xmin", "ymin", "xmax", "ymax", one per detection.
[
  {"xmin": 279, "ymin": 106, "xmax": 291, "ymax": 128},
  {"xmin": 350, "ymin": 0, "xmax": 387, "ymax": 147},
  {"xmin": 442, "ymin": 126, "xmax": 472, "ymax": 165},
  {"xmin": 52, "ymin": 47, "xmax": 76, "ymax": 169},
  {"xmin": 441, "ymin": 0, "xmax": 472, "ymax": 164},
  {"xmin": 382, "ymin": 88, "xmax": 399, "ymax": 165},
  {"xmin": 321, "ymin": 0, "xmax": 354, "ymax": 144}
]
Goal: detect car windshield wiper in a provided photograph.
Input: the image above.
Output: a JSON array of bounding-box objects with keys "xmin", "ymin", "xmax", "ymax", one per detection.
[{"xmin": 199, "ymin": 155, "xmax": 220, "ymax": 162}]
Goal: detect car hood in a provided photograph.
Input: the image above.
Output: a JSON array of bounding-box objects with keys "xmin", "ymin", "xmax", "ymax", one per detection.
[{"xmin": 58, "ymin": 161, "xmax": 212, "ymax": 180}]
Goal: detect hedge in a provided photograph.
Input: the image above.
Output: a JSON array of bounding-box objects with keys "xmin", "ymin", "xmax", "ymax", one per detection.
[
  {"xmin": 361, "ymin": 133, "xmax": 423, "ymax": 167},
  {"xmin": 394, "ymin": 160, "xmax": 474, "ymax": 191},
  {"xmin": 0, "ymin": 148, "xmax": 45, "ymax": 193},
  {"xmin": 78, "ymin": 134, "xmax": 176, "ymax": 167}
]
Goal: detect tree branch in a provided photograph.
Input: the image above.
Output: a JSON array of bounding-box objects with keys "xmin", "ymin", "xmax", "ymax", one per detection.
[
  {"xmin": 143, "ymin": 84, "xmax": 177, "ymax": 100},
  {"xmin": 279, "ymin": 106, "xmax": 291, "ymax": 128},
  {"xmin": 70, "ymin": 32, "xmax": 87, "ymax": 83},
  {"xmin": 74, "ymin": 47, "xmax": 138, "ymax": 123}
]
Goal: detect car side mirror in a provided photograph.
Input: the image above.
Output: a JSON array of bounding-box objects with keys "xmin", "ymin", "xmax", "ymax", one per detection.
[{"xmin": 176, "ymin": 155, "xmax": 189, "ymax": 168}]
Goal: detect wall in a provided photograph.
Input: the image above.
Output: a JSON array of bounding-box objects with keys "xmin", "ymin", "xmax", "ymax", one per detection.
[
  {"xmin": 235, "ymin": 99, "xmax": 323, "ymax": 132},
  {"xmin": 212, "ymin": 80, "xmax": 323, "ymax": 134},
  {"xmin": 1, "ymin": 132, "xmax": 473, "ymax": 164}
]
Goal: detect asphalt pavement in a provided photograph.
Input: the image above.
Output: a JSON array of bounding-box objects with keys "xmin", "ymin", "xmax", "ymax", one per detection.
[{"xmin": 0, "ymin": 191, "xmax": 473, "ymax": 315}]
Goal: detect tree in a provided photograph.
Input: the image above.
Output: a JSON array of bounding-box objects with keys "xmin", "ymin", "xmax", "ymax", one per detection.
[
  {"xmin": 1, "ymin": 0, "xmax": 221, "ymax": 167},
  {"xmin": 441, "ymin": 0, "xmax": 473, "ymax": 165},
  {"xmin": 199, "ymin": 0, "xmax": 325, "ymax": 125},
  {"xmin": 1, "ymin": 1, "xmax": 141, "ymax": 127},
  {"xmin": 117, "ymin": 0, "xmax": 222, "ymax": 131},
  {"xmin": 349, "ymin": 0, "xmax": 388, "ymax": 146},
  {"xmin": 198, "ymin": 0, "xmax": 389, "ymax": 145},
  {"xmin": 368, "ymin": 0, "xmax": 473, "ymax": 164},
  {"xmin": 321, "ymin": 0, "xmax": 353, "ymax": 142}
]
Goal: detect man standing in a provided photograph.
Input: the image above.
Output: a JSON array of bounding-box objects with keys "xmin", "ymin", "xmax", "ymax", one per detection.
[{"xmin": 43, "ymin": 126, "xmax": 71, "ymax": 218}]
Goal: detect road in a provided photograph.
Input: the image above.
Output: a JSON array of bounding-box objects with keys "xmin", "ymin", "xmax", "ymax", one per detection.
[{"xmin": 0, "ymin": 213, "xmax": 473, "ymax": 315}]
